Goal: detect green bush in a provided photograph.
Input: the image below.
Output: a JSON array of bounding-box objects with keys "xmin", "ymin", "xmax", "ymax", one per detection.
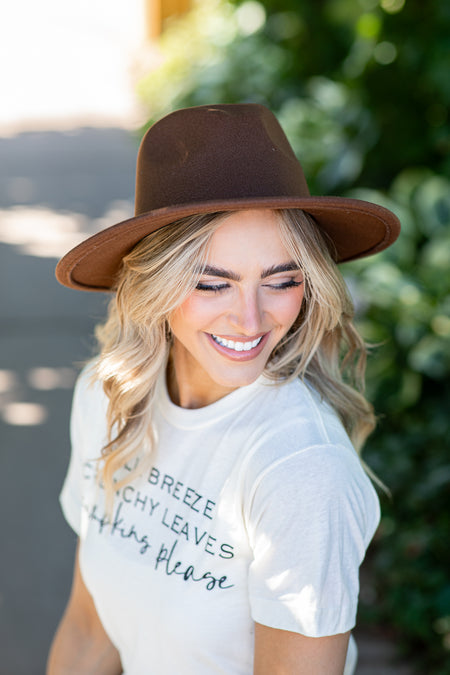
[{"xmin": 346, "ymin": 171, "xmax": 450, "ymax": 671}]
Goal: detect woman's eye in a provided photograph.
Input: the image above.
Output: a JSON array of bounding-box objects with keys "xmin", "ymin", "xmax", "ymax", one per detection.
[
  {"xmin": 196, "ymin": 282, "xmax": 229, "ymax": 292},
  {"xmin": 267, "ymin": 279, "xmax": 304, "ymax": 290},
  {"xmin": 195, "ymin": 278, "xmax": 303, "ymax": 292}
]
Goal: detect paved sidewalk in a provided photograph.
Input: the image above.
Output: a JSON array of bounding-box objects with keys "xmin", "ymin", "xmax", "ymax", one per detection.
[
  {"xmin": 0, "ymin": 126, "xmax": 136, "ymax": 674},
  {"xmin": 0, "ymin": 5, "xmax": 144, "ymax": 671}
]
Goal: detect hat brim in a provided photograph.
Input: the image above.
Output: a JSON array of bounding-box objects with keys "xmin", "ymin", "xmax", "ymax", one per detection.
[{"xmin": 55, "ymin": 196, "xmax": 400, "ymax": 291}]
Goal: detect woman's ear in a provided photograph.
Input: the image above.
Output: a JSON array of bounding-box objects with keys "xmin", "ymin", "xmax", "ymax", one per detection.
[{"xmin": 164, "ymin": 320, "xmax": 173, "ymax": 343}]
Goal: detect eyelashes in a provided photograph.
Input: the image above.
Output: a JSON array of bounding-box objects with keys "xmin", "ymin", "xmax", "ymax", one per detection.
[
  {"xmin": 268, "ymin": 280, "xmax": 304, "ymax": 290},
  {"xmin": 195, "ymin": 282, "xmax": 229, "ymax": 293},
  {"xmin": 195, "ymin": 280, "xmax": 303, "ymax": 293}
]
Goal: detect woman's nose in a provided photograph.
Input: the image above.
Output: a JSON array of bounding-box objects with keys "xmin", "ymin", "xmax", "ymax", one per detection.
[{"xmin": 228, "ymin": 289, "xmax": 264, "ymax": 335}]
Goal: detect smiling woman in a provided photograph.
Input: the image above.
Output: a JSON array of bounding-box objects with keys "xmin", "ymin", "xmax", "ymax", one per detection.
[{"xmin": 48, "ymin": 104, "xmax": 400, "ymax": 675}]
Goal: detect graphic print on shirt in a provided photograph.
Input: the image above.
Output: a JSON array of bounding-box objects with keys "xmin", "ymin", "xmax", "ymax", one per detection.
[{"xmin": 82, "ymin": 460, "xmax": 236, "ymax": 592}]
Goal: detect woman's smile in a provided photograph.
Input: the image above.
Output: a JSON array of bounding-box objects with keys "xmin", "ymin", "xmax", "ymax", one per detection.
[
  {"xmin": 210, "ymin": 333, "xmax": 264, "ymax": 351},
  {"xmin": 207, "ymin": 332, "xmax": 269, "ymax": 360},
  {"xmin": 168, "ymin": 209, "xmax": 305, "ymax": 408}
]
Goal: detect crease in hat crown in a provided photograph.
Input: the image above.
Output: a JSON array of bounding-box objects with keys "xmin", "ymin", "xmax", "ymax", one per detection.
[{"xmin": 55, "ymin": 103, "xmax": 401, "ymax": 292}]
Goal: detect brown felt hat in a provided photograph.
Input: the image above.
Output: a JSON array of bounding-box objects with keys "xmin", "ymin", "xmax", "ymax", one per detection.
[{"xmin": 56, "ymin": 103, "xmax": 400, "ymax": 291}]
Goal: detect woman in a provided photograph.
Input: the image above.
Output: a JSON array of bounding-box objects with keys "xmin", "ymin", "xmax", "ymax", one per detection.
[{"xmin": 48, "ymin": 104, "xmax": 400, "ymax": 674}]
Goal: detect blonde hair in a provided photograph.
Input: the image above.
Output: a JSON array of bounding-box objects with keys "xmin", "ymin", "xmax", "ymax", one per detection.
[{"xmin": 93, "ymin": 209, "xmax": 376, "ymax": 507}]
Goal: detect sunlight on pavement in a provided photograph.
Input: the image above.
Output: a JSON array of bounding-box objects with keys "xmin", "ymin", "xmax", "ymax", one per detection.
[
  {"xmin": 1, "ymin": 402, "xmax": 48, "ymax": 426},
  {"xmin": 0, "ymin": 207, "xmax": 88, "ymax": 258},
  {"xmin": 0, "ymin": 366, "xmax": 77, "ymax": 426},
  {"xmin": 27, "ymin": 367, "xmax": 77, "ymax": 390},
  {"xmin": 0, "ymin": 370, "xmax": 19, "ymax": 393},
  {"xmin": 0, "ymin": 201, "xmax": 133, "ymax": 258}
]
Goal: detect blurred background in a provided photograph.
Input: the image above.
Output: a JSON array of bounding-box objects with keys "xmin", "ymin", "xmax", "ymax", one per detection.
[{"xmin": 0, "ymin": 0, "xmax": 448, "ymax": 673}]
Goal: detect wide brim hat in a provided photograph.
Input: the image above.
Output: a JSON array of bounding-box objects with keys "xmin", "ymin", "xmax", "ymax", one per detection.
[{"xmin": 56, "ymin": 103, "xmax": 400, "ymax": 291}]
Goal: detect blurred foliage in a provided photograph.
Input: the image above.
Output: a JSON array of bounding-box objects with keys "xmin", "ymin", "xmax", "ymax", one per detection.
[
  {"xmin": 346, "ymin": 170, "xmax": 450, "ymax": 672},
  {"xmin": 138, "ymin": 0, "xmax": 450, "ymax": 670}
]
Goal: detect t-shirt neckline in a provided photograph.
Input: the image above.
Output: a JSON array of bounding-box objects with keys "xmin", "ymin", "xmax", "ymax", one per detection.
[{"xmin": 156, "ymin": 369, "xmax": 272, "ymax": 429}]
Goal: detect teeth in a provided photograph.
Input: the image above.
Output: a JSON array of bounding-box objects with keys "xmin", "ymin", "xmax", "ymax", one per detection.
[{"xmin": 212, "ymin": 335, "xmax": 262, "ymax": 351}]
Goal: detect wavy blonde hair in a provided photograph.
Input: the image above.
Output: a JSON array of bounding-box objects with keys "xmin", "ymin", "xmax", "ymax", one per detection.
[{"xmin": 94, "ymin": 209, "xmax": 376, "ymax": 507}]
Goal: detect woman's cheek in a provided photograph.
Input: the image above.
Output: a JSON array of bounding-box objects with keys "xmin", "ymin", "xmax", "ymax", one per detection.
[
  {"xmin": 181, "ymin": 294, "xmax": 227, "ymax": 325},
  {"xmin": 270, "ymin": 290, "xmax": 304, "ymax": 323}
]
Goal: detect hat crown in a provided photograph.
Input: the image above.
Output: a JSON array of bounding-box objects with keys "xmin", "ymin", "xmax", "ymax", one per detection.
[
  {"xmin": 55, "ymin": 103, "xmax": 400, "ymax": 291},
  {"xmin": 135, "ymin": 104, "xmax": 310, "ymax": 216}
]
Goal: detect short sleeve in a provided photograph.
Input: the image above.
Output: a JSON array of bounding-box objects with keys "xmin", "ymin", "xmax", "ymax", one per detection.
[
  {"xmin": 245, "ymin": 444, "xmax": 380, "ymax": 637},
  {"xmin": 59, "ymin": 364, "xmax": 106, "ymax": 536}
]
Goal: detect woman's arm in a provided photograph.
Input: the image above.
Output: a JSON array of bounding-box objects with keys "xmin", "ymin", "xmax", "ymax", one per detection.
[
  {"xmin": 47, "ymin": 541, "xmax": 122, "ymax": 675},
  {"xmin": 253, "ymin": 623, "xmax": 350, "ymax": 675}
]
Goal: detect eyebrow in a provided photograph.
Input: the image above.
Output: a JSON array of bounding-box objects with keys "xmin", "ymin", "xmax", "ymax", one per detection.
[{"xmin": 200, "ymin": 262, "xmax": 301, "ymax": 281}]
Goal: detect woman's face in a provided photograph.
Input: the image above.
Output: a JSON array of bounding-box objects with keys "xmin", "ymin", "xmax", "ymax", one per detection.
[{"xmin": 168, "ymin": 209, "xmax": 305, "ymax": 407}]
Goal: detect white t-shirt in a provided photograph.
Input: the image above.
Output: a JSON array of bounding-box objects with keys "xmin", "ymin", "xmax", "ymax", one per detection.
[{"xmin": 60, "ymin": 365, "xmax": 380, "ymax": 674}]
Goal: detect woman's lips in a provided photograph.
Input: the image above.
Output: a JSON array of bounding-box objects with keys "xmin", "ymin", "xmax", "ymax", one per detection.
[{"xmin": 206, "ymin": 332, "xmax": 269, "ymax": 361}]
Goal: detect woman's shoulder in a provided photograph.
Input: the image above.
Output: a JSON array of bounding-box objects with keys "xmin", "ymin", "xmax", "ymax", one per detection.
[
  {"xmin": 253, "ymin": 375, "xmax": 352, "ymax": 451},
  {"xmin": 242, "ymin": 376, "xmax": 371, "ymax": 492},
  {"xmin": 71, "ymin": 360, "xmax": 108, "ymax": 419},
  {"xmin": 68, "ymin": 360, "xmax": 109, "ymax": 462},
  {"xmin": 241, "ymin": 381, "xmax": 380, "ymax": 542}
]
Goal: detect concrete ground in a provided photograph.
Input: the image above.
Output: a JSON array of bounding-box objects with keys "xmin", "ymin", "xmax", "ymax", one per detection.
[
  {"xmin": 0, "ymin": 3, "xmax": 416, "ymax": 673},
  {"xmin": 0, "ymin": 126, "xmax": 136, "ymax": 674}
]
